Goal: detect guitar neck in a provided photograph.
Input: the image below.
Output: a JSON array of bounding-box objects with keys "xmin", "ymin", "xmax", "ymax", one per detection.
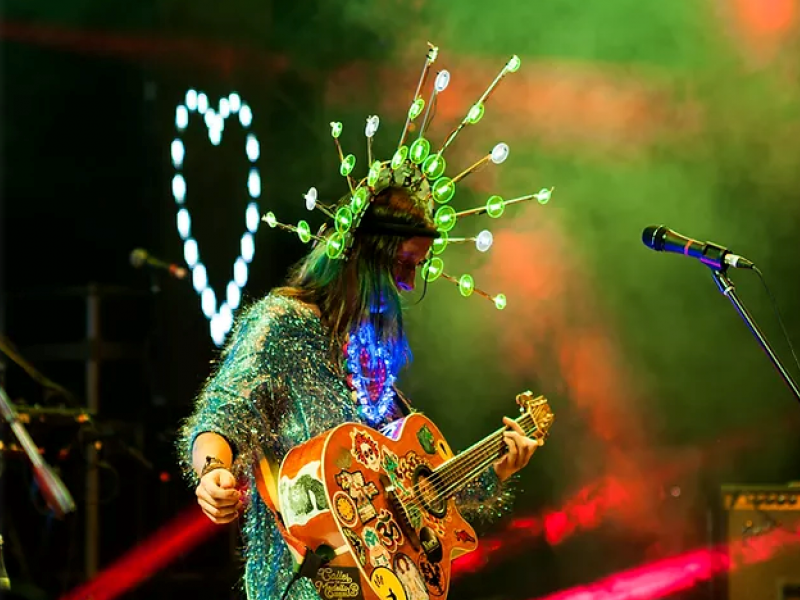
[{"xmin": 432, "ymin": 412, "xmax": 539, "ymax": 499}]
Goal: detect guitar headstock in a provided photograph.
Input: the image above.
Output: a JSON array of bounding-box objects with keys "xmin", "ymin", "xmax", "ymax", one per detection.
[{"xmin": 516, "ymin": 391, "xmax": 555, "ymax": 444}]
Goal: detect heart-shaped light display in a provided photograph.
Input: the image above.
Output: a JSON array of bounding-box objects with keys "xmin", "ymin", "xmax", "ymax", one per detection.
[{"xmin": 171, "ymin": 89, "xmax": 261, "ymax": 346}]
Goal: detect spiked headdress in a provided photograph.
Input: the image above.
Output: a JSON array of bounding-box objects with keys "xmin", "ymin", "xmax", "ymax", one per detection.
[{"xmin": 263, "ymin": 44, "xmax": 553, "ymax": 310}]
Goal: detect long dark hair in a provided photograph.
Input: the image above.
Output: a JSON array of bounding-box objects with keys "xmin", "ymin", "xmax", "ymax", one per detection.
[{"xmin": 274, "ymin": 186, "xmax": 433, "ymax": 366}]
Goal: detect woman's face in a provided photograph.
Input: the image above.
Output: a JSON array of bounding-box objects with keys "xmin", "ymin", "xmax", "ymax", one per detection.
[{"xmin": 394, "ymin": 237, "xmax": 433, "ymax": 292}]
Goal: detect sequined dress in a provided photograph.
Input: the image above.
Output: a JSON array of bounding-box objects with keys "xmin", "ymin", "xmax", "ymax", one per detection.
[{"xmin": 177, "ymin": 294, "xmax": 516, "ymax": 600}]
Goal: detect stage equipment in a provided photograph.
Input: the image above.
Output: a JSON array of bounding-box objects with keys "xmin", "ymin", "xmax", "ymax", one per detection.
[
  {"xmin": 0, "ymin": 385, "xmax": 76, "ymax": 517},
  {"xmin": 720, "ymin": 484, "xmax": 800, "ymax": 600}
]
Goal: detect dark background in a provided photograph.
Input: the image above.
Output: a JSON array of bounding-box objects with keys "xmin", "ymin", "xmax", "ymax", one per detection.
[{"xmin": 2, "ymin": 1, "xmax": 800, "ymax": 600}]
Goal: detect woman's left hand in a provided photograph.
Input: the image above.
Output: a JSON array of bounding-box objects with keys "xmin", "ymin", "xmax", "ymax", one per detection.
[{"xmin": 493, "ymin": 416, "xmax": 540, "ymax": 482}]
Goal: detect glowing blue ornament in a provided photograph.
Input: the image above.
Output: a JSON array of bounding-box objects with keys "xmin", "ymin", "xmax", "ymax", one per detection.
[{"xmin": 345, "ymin": 322, "xmax": 400, "ymax": 426}]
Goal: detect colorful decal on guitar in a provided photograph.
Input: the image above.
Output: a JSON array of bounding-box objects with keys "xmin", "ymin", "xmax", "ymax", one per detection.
[
  {"xmin": 381, "ymin": 447, "xmax": 409, "ymax": 496},
  {"xmin": 380, "ymin": 418, "xmax": 405, "ymax": 440},
  {"xmin": 332, "ymin": 491, "xmax": 359, "ymax": 528},
  {"xmin": 278, "ymin": 461, "xmax": 329, "ymax": 528},
  {"xmin": 370, "ymin": 567, "xmax": 407, "ymax": 600},
  {"xmin": 454, "ymin": 529, "xmax": 476, "ymax": 544},
  {"xmin": 351, "ymin": 430, "xmax": 381, "ymax": 472},
  {"xmin": 418, "ymin": 553, "xmax": 446, "ymax": 597},
  {"xmin": 342, "ymin": 527, "xmax": 367, "ymax": 567},
  {"xmin": 424, "ymin": 511, "xmax": 447, "ymax": 537},
  {"xmin": 396, "ymin": 451, "xmax": 426, "ymax": 481},
  {"xmin": 435, "ymin": 439, "xmax": 453, "ymax": 461},
  {"xmin": 311, "ymin": 565, "xmax": 365, "ymax": 600},
  {"xmin": 362, "ymin": 526, "xmax": 392, "ymax": 568},
  {"xmin": 375, "ymin": 508, "xmax": 404, "ymax": 552},
  {"xmin": 427, "ymin": 515, "xmax": 447, "ymax": 538},
  {"xmin": 335, "ymin": 447, "xmax": 353, "ymax": 470},
  {"xmin": 419, "ymin": 526, "xmax": 443, "ymax": 563},
  {"xmin": 416, "ymin": 425, "xmax": 436, "ymax": 455},
  {"xmin": 394, "ymin": 553, "xmax": 431, "ymax": 600},
  {"xmin": 405, "ymin": 503, "xmax": 423, "ymax": 530},
  {"xmin": 335, "ymin": 469, "xmax": 379, "ymax": 523}
]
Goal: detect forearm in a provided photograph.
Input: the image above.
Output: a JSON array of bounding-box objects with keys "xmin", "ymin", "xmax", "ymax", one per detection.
[
  {"xmin": 192, "ymin": 432, "xmax": 234, "ymax": 478},
  {"xmin": 455, "ymin": 466, "xmax": 518, "ymax": 528}
]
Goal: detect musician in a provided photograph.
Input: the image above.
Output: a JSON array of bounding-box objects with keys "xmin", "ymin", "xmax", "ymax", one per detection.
[{"xmin": 177, "ymin": 185, "xmax": 540, "ymax": 600}]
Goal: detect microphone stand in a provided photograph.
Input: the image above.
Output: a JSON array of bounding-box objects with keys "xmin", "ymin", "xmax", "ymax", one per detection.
[
  {"xmin": 710, "ymin": 268, "xmax": 800, "ymax": 404},
  {"xmin": 0, "ymin": 385, "xmax": 76, "ymax": 517}
]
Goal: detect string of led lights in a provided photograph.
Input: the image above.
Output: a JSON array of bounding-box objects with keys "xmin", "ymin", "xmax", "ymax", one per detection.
[{"xmin": 170, "ymin": 90, "xmax": 261, "ymax": 346}]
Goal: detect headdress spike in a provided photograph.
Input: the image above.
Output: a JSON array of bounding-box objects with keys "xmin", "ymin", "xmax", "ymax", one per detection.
[
  {"xmin": 331, "ymin": 122, "xmax": 356, "ymax": 193},
  {"xmin": 439, "ymin": 272, "xmax": 506, "ymax": 309},
  {"xmin": 417, "ymin": 69, "xmax": 451, "ymax": 141},
  {"xmin": 436, "ymin": 229, "xmax": 493, "ymax": 253},
  {"xmin": 262, "ymin": 212, "xmax": 324, "ymax": 245},
  {"xmin": 365, "ymin": 115, "xmax": 380, "ymax": 168},
  {"xmin": 438, "ymin": 55, "xmax": 522, "ymax": 155},
  {"xmin": 303, "ymin": 187, "xmax": 335, "ymax": 219},
  {"xmin": 444, "ymin": 141, "xmax": 509, "ymax": 191},
  {"xmin": 454, "ymin": 188, "xmax": 554, "ymax": 219},
  {"xmin": 397, "ymin": 43, "xmax": 439, "ymax": 150}
]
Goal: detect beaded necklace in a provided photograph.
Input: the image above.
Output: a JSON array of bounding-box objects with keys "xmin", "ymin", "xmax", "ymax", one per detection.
[{"xmin": 344, "ymin": 322, "xmax": 398, "ymax": 426}]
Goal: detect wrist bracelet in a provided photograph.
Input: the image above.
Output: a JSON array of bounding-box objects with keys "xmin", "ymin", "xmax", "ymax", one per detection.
[{"xmin": 200, "ymin": 455, "xmax": 228, "ymax": 479}]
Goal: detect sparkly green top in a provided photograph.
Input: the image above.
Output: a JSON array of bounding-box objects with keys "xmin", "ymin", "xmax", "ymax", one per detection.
[{"xmin": 177, "ymin": 294, "xmax": 515, "ymax": 600}]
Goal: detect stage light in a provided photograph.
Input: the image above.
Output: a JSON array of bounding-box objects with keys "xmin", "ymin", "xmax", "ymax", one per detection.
[{"xmin": 171, "ymin": 90, "xmax": 261, "ymax": 346}]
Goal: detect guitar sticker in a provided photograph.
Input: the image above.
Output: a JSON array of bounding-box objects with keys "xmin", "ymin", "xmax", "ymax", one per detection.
[
  {"xmin": 427, "ymin": 515, "xmax": 447, "ymax": 538},
  {"xmin": 454, "ymin": 529, "xmax": 476, "ymax": 544},
  {"xmin": 375, "ymin": 508, "xmax": 404, "ymax": 552},
  {"xmin": 278, "ymin": 461, "xmax": 329, "ymax": 528},
  {"xmin": 380, "ymin": 418, "xmax": 405, "ymax": 440},
  {"xmin": 363, "ymin": 526, "xmax": 392, "ymax": 568},
  {"xmin": 416, "ymin": 425, "xmax": 436, "ymax": 455},
  {"xmin": 351, "ymin": 430, "xmax": 381, "ymax": 472},
  {"xmin": 370, "ymin": 567, "xmax": 407, "ymax": 600},
  {"xmin": 335, "ymin": 447, "xmax": 353, "ymax": 470},
  {"xmin": 419, "ymin": 527, "xmax": 443, "ymax": 563},
  {"xmin": 396, "ymin": 451, "xmax": 425, "ymax": 481},
  {"xmin": 332, "ymin": 491, "xmax": 359, "ymax": 528},
  {"xmin": 335, "ymin": 470, "xmax": 379, "ymax": 523},
  {"xmin": 312, "ymin": 566, "xmax": 365, "ymax": 600},
  {"xmin": 381, "ymin": 447, "xmax": 409, "ymax": 496},
  {"xmin": 394, "ymin": 553, "xmax": 430, "ymax": 600},
  {"xmin": 418, "ymin": 553, "xmax": 446, "ymax": 597},
  {"xmin": 342, "ymin": 527, "xmax": 367, "ymax": 567}
]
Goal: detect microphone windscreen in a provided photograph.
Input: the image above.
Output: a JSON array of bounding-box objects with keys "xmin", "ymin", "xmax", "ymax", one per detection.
[{"xmin": 642, "ymin": 225, "xmax": 667, "ymax": 251}]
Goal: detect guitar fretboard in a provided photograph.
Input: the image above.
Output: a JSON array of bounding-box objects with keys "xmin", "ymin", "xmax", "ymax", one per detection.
[{"xmin": 429, "ymin": 406, "xmax": 545, "ymax": 501}]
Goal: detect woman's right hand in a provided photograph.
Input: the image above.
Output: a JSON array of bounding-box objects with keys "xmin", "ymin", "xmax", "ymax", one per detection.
[{"xmin": 195, "ymin": 468, "xmax": 243, "ymax": 524}]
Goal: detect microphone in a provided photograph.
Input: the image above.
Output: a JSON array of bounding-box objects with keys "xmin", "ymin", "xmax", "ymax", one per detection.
[
  {"xmin": 642, "ymin": 225, "xmax": 754, "ymax": 270},
  {"xmin": 130, "ymin": 248, "xmax": 188, "ymax": 280}
]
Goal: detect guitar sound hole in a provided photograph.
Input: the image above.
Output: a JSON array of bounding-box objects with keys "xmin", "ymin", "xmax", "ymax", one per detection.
[{"xmin": 413, "ymin": 465, "xmax": 447, "ymax": 518}]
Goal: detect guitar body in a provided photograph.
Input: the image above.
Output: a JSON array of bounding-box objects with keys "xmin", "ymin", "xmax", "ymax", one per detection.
[
  {"xmin": 254, "ymin": 392, "xmax": 554, "ymax": 600},
  {"xmin": 271, "ymin": 413, "xmax": 476, "ymax": 600}
]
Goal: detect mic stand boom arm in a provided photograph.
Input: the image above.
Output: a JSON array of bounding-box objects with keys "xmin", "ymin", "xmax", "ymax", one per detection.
[
  {"xmin": 0, "ymin": 385, "xmax": 76, "ymax": 517},
  {"xmin": 711, "ymin": 269, "xmax": 800, "ymax": 404}
]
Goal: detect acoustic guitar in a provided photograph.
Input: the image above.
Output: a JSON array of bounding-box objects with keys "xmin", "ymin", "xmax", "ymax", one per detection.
[{"xmin": 255, "ymin": 391, "xmax": 554, "ymax": 600}]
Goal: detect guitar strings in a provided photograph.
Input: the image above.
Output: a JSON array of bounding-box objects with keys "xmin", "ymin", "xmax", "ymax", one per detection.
[
  {"xmin": 395, "ymin": 405, "xmax": 551, "ymax": 515},
  {"xmin": 431, "ymin": 406, "xmax": 544, "ymax": 489},
  {"xmin": 396, "ymin": 417, "xmax": 534, "ymax": 517},
  {"xmin": 386, "ymin": 415, "xmax": 535, "ymax": 517},
  {"xmin": 423, "ymin": 408, "xmax": 545, "ymax": 501}
]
